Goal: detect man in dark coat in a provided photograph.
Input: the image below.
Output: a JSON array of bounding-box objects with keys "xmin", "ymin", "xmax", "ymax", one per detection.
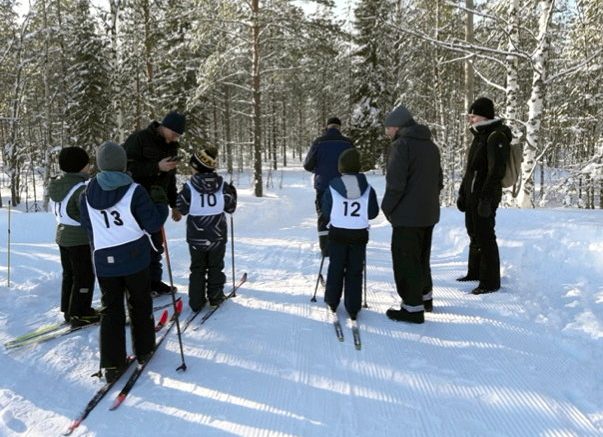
[
  {"xmin": 457, "ymin": 97, "xmax": 511, "ymax": 294},
  {"xmin": 122, "ymin": 111, "xmax": 185, "ymax": 295},
  {"xmin": 303, "ymin": 117, "xmax": 354, "ymax": 257},
  {"xmin": 381, "ymin": 105, "xmax": 443, "ymax": 324}
]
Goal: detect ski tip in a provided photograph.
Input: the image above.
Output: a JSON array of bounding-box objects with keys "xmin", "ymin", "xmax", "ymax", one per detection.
[
  {"xmin": 158, "ymin": 309, "xmax": 168, "ymax": 326},
  {"xmin": 175, "ymin": 299, "xmax": 183, "ymax": 314},
  {"xmin": 241, "ymin": 272, "xmax": 248, "ymax": 281},
  {"xmin": 63, "ymin": 420, "xmax": 80, "ymax": 436},
  {"xmin": 109, "ymin": 394, "xmax": 126, "ymax": 411}
]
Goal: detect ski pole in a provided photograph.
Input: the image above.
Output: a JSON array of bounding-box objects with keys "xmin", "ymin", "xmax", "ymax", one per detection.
[
  {"xmin": 160, "ymin": 227, "xmax": 187, "ymax": 372},
  {"xmin": 7, "ymin": 199, "xmax": 11, "ymax": 288},
  {"xmin": 311, "ymin": 254, "xmax": 325, "ymax": 302},
  {"xmin": 363, "ymin": 256, "xmax": 368, "ymax": 308},
  {"xmin": 230, "ymin": 214, "xmax": 236, "ymax": 297}
]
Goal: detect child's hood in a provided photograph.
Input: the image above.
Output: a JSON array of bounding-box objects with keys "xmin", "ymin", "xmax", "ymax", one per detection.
[{"xmin": 190, "ymin": 172, "xmax": 224, "ymax": 194}]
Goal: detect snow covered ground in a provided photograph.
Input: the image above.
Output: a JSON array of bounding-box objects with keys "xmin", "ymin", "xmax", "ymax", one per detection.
[{"xmin": 0, "ymin": 167, "xmax": 602, "ymax": 436}]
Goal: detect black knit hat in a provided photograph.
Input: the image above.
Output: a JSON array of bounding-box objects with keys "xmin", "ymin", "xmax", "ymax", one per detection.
[
  {"xmin": 338, "ymin": 148, "xmax": 361, "ymax": 174},
  {"xmin": 190, "ymin": 146, "xmax": 218, "ymax": 173},
  {"xmin": 327, "ymin": 117, "xmax": 341, "ymax": 126},
  {"xmin": 162, "ymin": 111, "xmax": 186, "ymax": 135},
  {"xmin": 58, "ymin": 147, "xmax": 89, "ymax": 173},
  {"xmin": 468, "ymin": 97, "xmax": 495, "ymax": 119}
]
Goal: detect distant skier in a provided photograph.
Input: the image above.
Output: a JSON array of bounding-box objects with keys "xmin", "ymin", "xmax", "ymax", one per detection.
[
  {"xmin": 80, "ymin": 141, "xmax": 163, "ymax": 382},
  {"xmin": 303, "ymin": 117, "xmax": 354, "ymax": 257},
  {"xmin": 321, "ymin": 148, "xmax": 379, "ymax": 320},
  {"xmin": 175, "ymin": 146, "xmax": 237, "ymax": 312},
  {"xmin": 48, "ymin": 147, "xmax": 99, "ymax": 327}
]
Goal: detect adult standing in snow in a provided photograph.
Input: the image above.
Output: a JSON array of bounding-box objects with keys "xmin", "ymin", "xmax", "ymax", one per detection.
[
  {"xmin": 48, "ymin": 147, "xmax": 99, "ymax": 327},
  {"xmin": 304, "ymin": 117, "xmax": 354, "ymax": 257},
  {"xmin": 456, "ymin": 97, "xmax": 511, "ymax": 294},
  {"xmin": 381, "ymin": 105, "xmax": 442, "ymax": 324},
  {"xmin": 80, "ymin": 141, "xmax": 163, "ymax": 382},
  {"xmin": 122, "ymin": 111, "xmax": 185, "ymax": 296}
]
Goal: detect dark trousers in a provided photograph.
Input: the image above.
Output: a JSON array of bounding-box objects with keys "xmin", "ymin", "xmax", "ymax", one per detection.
[
  {"xmin": 98, "ymin": 268, "xmax": 156, "ymax": 368},
  {"xmin": 325, "ymin": 241, "xmax": 365, "ymax": 317},
  {"xmin": 59, "ymin": 244, "xmax": 95, "ymax": 320},
  {"xmin": 150, "ymin": 203, "xmax": 170, "ymax": 283},
  {"xmin": 188, "ymin": 243, "xmax": 226, "ymax": 311},
  {"xmin": 464, "ymin": 202, "xmax": 500, "ymax": 289},
  {"xmin": 391, "ymin": 226, "xmax": 434, "ymax": 309},
  {"xmin": 314, "ymin": 190, "xmax": 329, "ymax": 257}
]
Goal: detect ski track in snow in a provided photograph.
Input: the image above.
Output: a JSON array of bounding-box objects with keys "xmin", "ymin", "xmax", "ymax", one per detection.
[{"xmin": 0, "ymin": 169, "xmax": 602, "ymax": 436}]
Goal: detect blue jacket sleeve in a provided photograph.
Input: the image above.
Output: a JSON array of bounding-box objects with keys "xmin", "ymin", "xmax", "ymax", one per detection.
[
  {"xmin": 131, "ymin": 186, "xmax": 163, "ymax": 234},
  {"xmin": 224, "ymin": 182, "xmax": 237, "ymax": 214},
  {"xmin": 303, "ymin": 142, "xmax": 318, "ymax": 172},
  {"xmin": 321, "ymin": 187, "xmax": 333, "ymax": 223},
  {"xmin": 176, "ymin": 183, "xmax": 191, "ymax": 216},
  {"xmin": 368, "ymin": 187, "xmax": 379, "ymax": 220}
]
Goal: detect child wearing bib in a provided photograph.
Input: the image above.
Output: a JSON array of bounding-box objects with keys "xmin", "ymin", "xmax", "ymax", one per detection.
[
  {"xmin": 321, "ymin": 148, "xmax": 379, "ymax": 320},
  {"xmin": 175, "ymin": 146, "xmax": 237, "ymax": 312}
]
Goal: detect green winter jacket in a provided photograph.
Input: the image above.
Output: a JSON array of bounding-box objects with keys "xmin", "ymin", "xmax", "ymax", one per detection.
[{"xmin": 48, "ymin": 172, "xmax": 91, "ymax": 247}]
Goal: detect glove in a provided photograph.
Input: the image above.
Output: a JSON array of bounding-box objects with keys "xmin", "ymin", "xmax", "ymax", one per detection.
[
  {"xmin": 456, "ymin": 196, "xmax": 466, "ymax": 213},
  {"xmin": 477, "ymin": 199, "xmax": 492, "ymax": 218},
  {"xmin": 151, "ymin": 232, "xmax": 164, "ymax": 254}
]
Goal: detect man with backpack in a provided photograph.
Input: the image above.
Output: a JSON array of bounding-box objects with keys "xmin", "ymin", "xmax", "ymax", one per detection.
[{"xmin": 456, "ymin": 97, "xmax": 512, "ymax": 294}]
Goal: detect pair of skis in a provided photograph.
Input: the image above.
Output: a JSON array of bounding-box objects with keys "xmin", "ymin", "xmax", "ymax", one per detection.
[
  {"xmin": 64, "ymin": 274, "xmax": 248, "ymax": 435},
  {"xmin": 181, "ymin": 272, "xmax": 248, "ymax": 333},
  {"xmin": 64, "ymin": 300, "xmax": 182, "ymax": 435},
  {"xmin": 4, "ymin": 298, "xmax": 182, "ymax": 350},
  {"xmin": 329, "ymin": 309, "xmax": 362, "ymax": 350},
  {"xmin": 316, "ymin": 272, "xmax": 362, "ymax": 350}
]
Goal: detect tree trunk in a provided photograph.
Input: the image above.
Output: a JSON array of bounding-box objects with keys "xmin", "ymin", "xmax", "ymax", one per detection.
[
  {"xmin": 251, "ymin": 0, "xmax": 263, "ymax": 197},
  {"xmin": 504, "ymin": 0, "xmax": 523, "ymax": 205},
  {"xmin": 517, "ymin": 0, "xmax": 554, "ymax": 208},
  {"xmin": 223, "ymin": 84, "xmax": 233, "ymax": 175}
]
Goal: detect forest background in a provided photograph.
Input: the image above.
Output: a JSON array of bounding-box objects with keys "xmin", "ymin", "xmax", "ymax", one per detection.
[{"xmin": 0, "ymin": 0, "xmax": 601, "ymax": 209}]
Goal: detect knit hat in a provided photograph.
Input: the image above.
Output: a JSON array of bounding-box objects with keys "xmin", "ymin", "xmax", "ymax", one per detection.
[
  {"xmin": 384, "ymin": 105, "xmax": 415, "ymax": 128},
  {"xmin": 468, "ymin": 97, "xmax": 495, "ymax": 119},
  {"xmin": 327, "ymin": 117, "xmax": 341, "ymax": 126},
  {"xmin": 338, "ymin": 148, "xmax": 361, "ymax": 174},
  {"xmin": 161, "ymin": 111, "xmax": 186, "ymax": 135},
  {"xmin": 59, "ymin": 147, "xmax": 89, "ymax": 173},
  {"xmin": 190, "ymin": 146, "xmax": 218, "ymax": 173},
  {"xmin": 96, "ymin": 141, "xmax": 127, "ymax": 172}
]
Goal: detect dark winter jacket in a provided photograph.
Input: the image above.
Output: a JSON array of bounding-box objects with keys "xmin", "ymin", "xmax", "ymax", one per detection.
[
  {"xmin": 303, "ymin": 128, "xmax": 354, "ymax": 192},
  {"xmin": 48, "ymin": 172, "xmax": 91, "ymax": 247},
  {"xmin": 122, "ymin": 121, "xmax": 179, "ymax": 207},
  {"xmin": 79, "ymin": 174, "xmax": 163, "ymax": 277},
  {"xmin": 322, "ymin": 173, "xmax": 379, "ymax": 245},
  {"xmin": 458, "ymin": 119, "xmax": 511, "ymax": 208},
  {"xmin": 381, "ymin": 122, "xmax": 443, "ymax": 227},
  {"xmin": 176, "ymin": 172, "xmax": 237, "ymax": 250}
]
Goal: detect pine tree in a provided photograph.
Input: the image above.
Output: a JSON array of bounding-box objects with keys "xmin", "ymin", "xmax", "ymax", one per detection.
[{"xmin": 63, "ymin": 0, "xmax": 112, "ymax": 149}]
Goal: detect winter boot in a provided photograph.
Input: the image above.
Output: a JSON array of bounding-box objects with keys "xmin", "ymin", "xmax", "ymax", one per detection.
[
  {"xmin": 470, "ymin": 285, "xmax": 500, "ymax": 295},
  {"xmin": 70, "ymin": 309, "xmax": 100, "ymax": 328},
  {"xmin": 209, "ymin": 293, "xmax": 227, "ymax": 307},
  {"xmin": 386, "ymin": 308, "xmax": 425, "ymax": 324},
  {"xmin": 423, "ymin": 300, "xmax": 433, "ymax": 312},
  {"xmin": 151, "ymin": 281, "xmax": 177, "ymax": 297},
  {"xmin": 456, "ymin": 275, "xmax": 479, "ymax": 282}
]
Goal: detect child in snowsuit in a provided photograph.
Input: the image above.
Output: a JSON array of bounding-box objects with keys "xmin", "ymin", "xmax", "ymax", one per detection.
[
  {"xmin": 321, "ymin": 148, "xmax": 379, "ymax": 320},
  {"xmin": 48, "ymin": 147, "xmax": 99, "ymax": 327},
  {"xmin": 79, "ymin": 141, "xmax": 163, "ymax": 382},
  {"xmin": 175, "ymin": 146, "xmax": 237, "ymax": 312}
]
